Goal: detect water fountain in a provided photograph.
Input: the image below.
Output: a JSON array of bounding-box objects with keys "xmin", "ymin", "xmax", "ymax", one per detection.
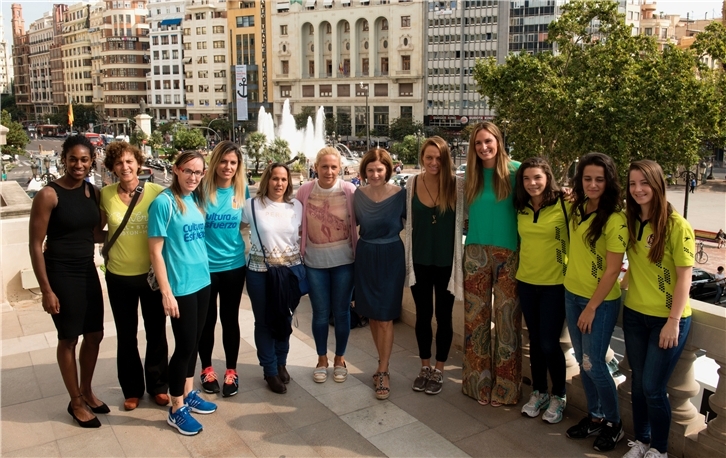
[{"xmin": 256, "ymin": 99, "xmax": 327, "ymax": 161}]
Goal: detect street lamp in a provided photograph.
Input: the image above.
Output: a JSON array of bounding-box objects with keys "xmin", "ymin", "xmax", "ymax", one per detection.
[
  {"xmin": 416, "ymin": 129, "xmax": 422, "ymax": 164},
  {"xmin": 359, "ymin": 82, "xmax": 370, "ymax": 148},
  {"xmin": 678, "ymin": 166, "xmax": 699, "ymax": 219}
]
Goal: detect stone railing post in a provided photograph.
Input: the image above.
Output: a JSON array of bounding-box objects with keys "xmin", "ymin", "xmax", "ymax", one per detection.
[
  {"xmin": 666, "ymin": 344, "xmax": 704, "ymax": 457},
  {"xmin": 696, "ymin": 356, "xmax": 726, "ymax": 457}
]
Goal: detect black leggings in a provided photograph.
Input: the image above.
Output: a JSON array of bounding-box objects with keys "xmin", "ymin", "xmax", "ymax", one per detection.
[
  {"xmin": 198, "ymin": 266, "xmax": 247, "ymax": 369},
  {"xmin": 410, "ymin": 264, "xmax": 455, "ymax": 362},
  {"xmin": 169, "ymin": 286, "xmax": 211, "ymax": 397}
]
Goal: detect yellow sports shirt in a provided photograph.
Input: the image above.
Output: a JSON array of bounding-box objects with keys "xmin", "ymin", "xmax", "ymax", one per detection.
[
  {"xmin": 100, "ymin": 182, "xmax": 165, "ymax": 276},
  {"xmin": 564, "ymin": 208, "xmax": 628, "ymax": 301},
  {"xmin": 516, "ymin": 198, "xmax": 570, "ymax": 285},
  {"xmin": 625, "ymin": 212, "xmax": 694, "ymax": 318}
]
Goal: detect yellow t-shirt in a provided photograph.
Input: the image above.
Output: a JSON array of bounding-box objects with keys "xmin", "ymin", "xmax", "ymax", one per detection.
[
  {"xmin": 516, "ymin": 198, "xmax": 570, "ymax": 285},
  {"xmin": 564, "ymin": 208, "xmax": 628, "ymax": 301},
  {"xmin": 625, "ymin": 212, "xmax": 694, "ymax": 318},
  {"xmin": 100, "ymin": 182, "xmax": 165, "ymax": 276}
]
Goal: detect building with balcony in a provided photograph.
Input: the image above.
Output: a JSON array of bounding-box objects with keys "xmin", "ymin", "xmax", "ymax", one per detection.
[
  {"xmin": 62, "ymin": 3, "xmax": 94, "ymax": 113},
  {"xmin": 100, "ymin": 0, "xmax": 151, "ymax": 125},
  {"xmin": 28, "ymin": 12, "xmax": 55, "ymax": 122},
  {"xmin": 11, "ymin": 4, "xmax": 32, "ymax": 120},
  {"xmin": 0, "ymin": 13, "xmax": 12, "ymax": 95},
  {"xmin": 89, "ymin": 1, "xmax": 106, "ymax": 119},
  {"xmin": 147, "ymin": 0, "xmax": 187, "ymax": 123},
  {"xmin": 50, "ymin": 5, "xmax": 69, "ymax": 111},
  {"xmin": 271, "ymin": 0, "xmax": 425, "ymax": 141},
  {"xmin": 227, "ymin": 0, "xmax": 273, "ymax": 125},
  {"xmin": 183, "ymin": 0, "xmax": 229, "ymax": 125}
]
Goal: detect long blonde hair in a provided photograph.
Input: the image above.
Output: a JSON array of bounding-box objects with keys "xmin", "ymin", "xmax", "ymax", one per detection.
[
  {"xmin": 464, "ymin": 122, "xmax": 513, "ymax": 205},
  {"xmin": 420, "ymin": 136, "xmax": 456, "ymax": 213},
  {"xmin": 202, "ymin": 140, "xmax": 247, "ymax": 209}
]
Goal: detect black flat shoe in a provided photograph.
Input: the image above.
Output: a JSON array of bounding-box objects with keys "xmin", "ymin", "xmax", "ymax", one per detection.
[
  {"xmin": 278, "ymin": 365, "xmax": 291, "ymax": 384},
  {"xmin": 264, "ymin": 375, "xmax": 287, "ymax": 394},
  {"xmin": 67, "ymin": 402, "xmax": 101, "ymax": 428},
  {"xmin": 86, "ymin": 402, "xmax": 110, "ymax": 414}
]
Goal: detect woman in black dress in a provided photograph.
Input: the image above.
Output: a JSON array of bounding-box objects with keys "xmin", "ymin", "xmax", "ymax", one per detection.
[{"xmin": 29, "ymin": 135, "xmax": 107, "ymax": 428}]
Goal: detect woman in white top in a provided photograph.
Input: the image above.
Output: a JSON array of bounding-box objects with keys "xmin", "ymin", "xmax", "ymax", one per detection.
[{"xmin": 241, "ymin": 163, "xmax": 303, "ymax": 394}]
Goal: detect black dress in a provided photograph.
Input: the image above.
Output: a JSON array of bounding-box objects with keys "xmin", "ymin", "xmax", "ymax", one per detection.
[
  {"xmin": 353, "ymin": 189, "xmax": 406, "ymax": 321},
  {"xmin": 45, "ymin": 181, "xmax": 104, "ymax": 340}
]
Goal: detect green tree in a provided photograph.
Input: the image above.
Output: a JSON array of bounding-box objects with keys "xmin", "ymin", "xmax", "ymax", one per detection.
[
  {"xmin": 1, "ymin": 109, "xmax": 30, "ymax": 155},
  {"xmin": 264, "ymin": 137, "xmax": 292, "ymax": 164},
  {"xmin": 0, "ymin": 93, "xmax": 21, "ymax": 122},
  {"xmin": 173, "ymin": 126, "xmax": 206, "ymax": 151},
  {"xmin": 246, "ymin": 132, "xmax": 267, "ymax": 173},
  {"xmin": 148, "ymin": 131, "xmax": 164, "ymax": 151},
  {"xmin": 294, "ymin": 106, "xmax": 317, "ymax": 130},
  {"xmin": 390, "ymin": 135, "xmax": 420, "ymax": 165},
  {"xmin": 129, "ymin": 129, "xmax": 148, "ymax": 148},
  {"xmin": 693, "ymin": 21, "xmax": 726, "ymax": 70},
  {"xmin": 388, "ymin": 117, "xmax": 425, "ymax": 142},
  {"xmin": 50, "ymin": 104, "xmax": 98, "ymax": 131}
]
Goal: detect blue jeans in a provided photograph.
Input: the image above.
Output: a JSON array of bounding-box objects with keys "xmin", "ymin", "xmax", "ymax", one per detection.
[
  {"xmin": 246, "ymin": 270, "xmax": 290, "ymax": 377},
  {"xmin": 519, "ymin": 282, "xmax": 566, "ymax": 397},
  {"xmin": 565, "ymin": 289, "xmax": 621, "ymax": 423},
  {"xmin": 624, "ymin": 307, "xmax": 691, "ymax": 453},
  {"xmin": 306, "ymin": 263, "xmax": 354, "ymax": 357}
]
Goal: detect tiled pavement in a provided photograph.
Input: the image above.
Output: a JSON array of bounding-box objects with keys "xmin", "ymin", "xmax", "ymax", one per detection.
[{"xmin": 1, "ymin": 281, "xmax": 626, "ymax": 457}]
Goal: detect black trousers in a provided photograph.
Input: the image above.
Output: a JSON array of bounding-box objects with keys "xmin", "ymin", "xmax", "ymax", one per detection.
[
  {"xmin": 169, "ymin": 286, "xmax": 211, "ymax": 397},
  {"xmin": 198, "ymin": 266, "xmax": 247, "ymax": 369},
  {"xmin": 106, "ymin": 271, "xmax": 169, "ymax": 399},
  {"xmin": 410, "ymin": 264, "xmax": 455, "ymax": 362}
]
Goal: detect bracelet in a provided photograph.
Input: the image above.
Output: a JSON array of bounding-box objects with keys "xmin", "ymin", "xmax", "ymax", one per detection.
[{"xmin": 668, "ymin": 316, "xmax": 681, "ymax": 321}]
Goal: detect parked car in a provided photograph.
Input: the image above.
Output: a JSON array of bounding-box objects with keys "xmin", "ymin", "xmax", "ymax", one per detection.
[
  {"xmin": 690, "ymin": 268, "xmax": 720, "ymax": 304},
  {"xmin": 139, "ymin": 166, "xmax": 155, "ymax": 184},
  {"xmin": 389, "ymin": 173, "xmax": 414, "ymax": 188},
  {"xmin": 455, "ymin": 164, "xmax": 467, "ymax": 178}
]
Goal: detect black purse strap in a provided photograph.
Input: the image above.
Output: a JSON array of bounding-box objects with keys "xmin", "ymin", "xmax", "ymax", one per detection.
[
  {"xmin": 251, "ymin": 198, "xmax": 270, "ymax": 267},
  {"xmin": 102, "ymin": 183, "xmax": 145, "ymax": 258},
  {"xmin": 559, "ymin": 194, "xmax": 570, "ymax": 239}
]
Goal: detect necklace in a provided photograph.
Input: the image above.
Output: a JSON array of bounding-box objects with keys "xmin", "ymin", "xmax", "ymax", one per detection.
[
  {"xmin": 118, "ymin": 181, "xmax": 139, "ymax": 197},
  {"xmin": 421, "ymin": 174, "xmax": 439, "ymax": 225}
]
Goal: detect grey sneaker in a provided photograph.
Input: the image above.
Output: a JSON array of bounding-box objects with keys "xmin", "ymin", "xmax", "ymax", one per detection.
[
  {"xmin": 424, "ymin": 369, "xmax": 443, "ymax": 395},
  {"xmin": 521, "ymin": 390, "xmax": 550, "ymax": 418},
  {"xmin": 623, "ymin": 440, "xmax": 650, "ymax": 458},
  {"xmin": 412, "ymin": 366, "xmax": 431, "ymax": 392},
  {"xmin": 542, "ymin": 394, "xmax": 566, "ymax": 424}
]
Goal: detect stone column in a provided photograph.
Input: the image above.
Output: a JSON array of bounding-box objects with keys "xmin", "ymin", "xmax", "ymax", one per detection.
[
  {"xmin": 696, "ymin": 356, "xmax": 726, "ymax": 457},
  {"xmin": 667, "ymin": 344, "xmax": 705, "ymax": 457}
]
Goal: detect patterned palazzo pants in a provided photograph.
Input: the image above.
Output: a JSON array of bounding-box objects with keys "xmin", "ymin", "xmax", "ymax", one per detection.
[{"xmin": 462, "ymin": 244, "xmax": 521, "ymax": 405}]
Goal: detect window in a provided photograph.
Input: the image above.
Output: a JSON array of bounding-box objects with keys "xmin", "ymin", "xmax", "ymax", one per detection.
[
  {"xmin": 320, "ymin": 84, "xmax": 332, "ymax": 97},
  {"xmin": 362, "ymin": 58, "xmax": 369, "ymax": 75},
  {"xmin": 164, "ymin": 95, "xmax": 171, "ymax": 104},
  {"xmin": 155, "ymin": 95, "xmax": 162, "ymax": 104},
  {"xmin": 213, "ymin": 26, "xmax": 224, "ymax": 33},
  {"xmin": 401, "ymin": 55, "xmax": 411, "ymax": 71},
  {"xmin": 153, "ymin": 51, "xmax": 160, "ymax": 60},
  {"xmin": 172, "ymin": 50, "xmax": 179, "ymax": 59},
  {"xmin": 162, "ymin": 65, "xmax": 170, "ymax": 74},
  {"xmin": 214, "ymin": 70, "xmax": 227, "ymax": 78},
  {"xmin": 161, "ymin": 35, "xmax": 169, "ymax": 45},
  {"xmin": 310, "ymin": 25, "xmax": 314, "ymax": 35},
  {"xmin": 184, "ymin": 43, "xmax": 191, "ymax": 50},
  {"xmin": 199, "ymin": 85, "xmax": 209, "ymax": 92},
  {"xmin": 381, "ymin": 57, "xmax": 388, "ymax": 75},
  {"xmin": 308, "ymin": 61, "xmax": 315, "ymax": 76},
  {"xmin": 173, "ymin": 65, "xmax": 179, "ymax": 74},
  {"xmin": 197, "ymin": 41, "xmax": 207, "ymax": 49},
  {"xmin": 163, "ymin": 80, "xmax": 171, "ymax": 89},
  {"xmin": 373, "ymin": 106, "xmax": 389, "ymax": 135},
  {"xmin": 337, "ymin": 84, "xmax": 350, "ymax": 97},
  {"xmin": 198, "ymin": 70, "xmax": 208, "ymax": 78},
  {"xmin": 326, "ymin": 60, "xmax": 332, "ymax": 76},
  {"xmin": 185, "ymin": 85, "xmax": 193, "ymax": 92},
  {"xmin": 162, "ymin": 50, "xmax": 169, "ymax": 59},
  {"xmin": 362, "ymin": 21, "xmax": 369, "ymax": 31},
  {"xmin": 280, "ymin": 25, "xmax": 288, "ymax": 35},
  {"xmin": 214, "ymin": 55, "xmax": 225, "ymax": 63},
  {"xmin": 195, "ymin": 12, "xmax": 206, "ymax": 20},
  {"xmin": 280, "ymin": 85, "xmax": 291, "ymax": 97},
  {"xmin": 344, "ymin": 22, "xmax": 350, "ymax": 32},
  {"xmin": 174, "ymin": 94, "xmax": 181, "ymax": 104},
  {"xmin": 155, "ymin": 80, "xmax": 161, "ymax": 89},
  {"xmin": 400, "ymin": 106, "xmax": 412, "ymax": 118},
  {"xmin": 198, "ymin": 56, "xmax": 208, "ymax": 64},
  {"xmin": 401, "ymin": 16, "xmax": 411, "ymax": 27},
  {"xmin": 183, "ymin": 28, "xmax": 191, "ymax": 36},
  {"xmin": 399, "ymin": 83, "xmax": 413, "ymax": 96},
  {"xmin": 236, "ymin": 15, "xmax": 254, "ymax": 27},
  {"xmin": 152, "ymin": 36, "xmax": 159, "ymax": 45},
  {"xmin": 381, "ymin": 19, "xmax": 388, "ymax": 30},
  {"xmin": 374, "ymin": 83, "xmax": 388, "ymax": 97},
  {"xmin": 326, "ymin": 23, "xmax": 332, "ymax": 34},
  {"xmin": 281, "ymin": 60, "xmax": 289, "ymax": 74},
  {"xmin": 196, "ymin": 27, "xmax": 206, "ymax": 35},
  {"xmin": 302, "ymin": 85, "xmax": 315, "ymax": 97},
  {"xmin": 213, "ymin": 41, "xmax": 225, "ymax": 48}
]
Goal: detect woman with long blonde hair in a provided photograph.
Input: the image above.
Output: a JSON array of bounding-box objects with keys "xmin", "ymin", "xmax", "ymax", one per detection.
[
  {"xmin": 197, "ymin": 141, "xmax": 249, "ymax": 398},
  {"xmin": 404, "ymin": 137, "xmax": 464, "ymax": 395},
  {"xmin": 462, "ymin": 122, "xmax": 521, "ymax": 407}
]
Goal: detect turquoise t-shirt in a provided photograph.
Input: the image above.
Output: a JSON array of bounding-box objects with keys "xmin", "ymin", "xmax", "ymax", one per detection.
[
  {"xmin": 466, "ymin": 161, "xmax": 520, "ymax": 252},
  {"xmin": 204, "ymin": 186, "xmax": 250, "ymax": 273},
  {"xmin": 148, "ymin": 189, "xmax": 210, "ymax": 297}
]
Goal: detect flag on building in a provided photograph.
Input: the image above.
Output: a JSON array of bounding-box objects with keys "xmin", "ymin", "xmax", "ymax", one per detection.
[{"xmin": 68, "ymin": 101, "xmax": 74, "ymax": 128}]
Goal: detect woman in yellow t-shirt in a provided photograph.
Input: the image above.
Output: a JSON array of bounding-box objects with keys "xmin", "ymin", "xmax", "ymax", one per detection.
[
  {"xmin": 514, "ymin": 157, "xmax": 569, "ymax": 424},
  {"xmin": 620, "ymin": 160, "xmax": 694, "ymax": 458},
  {"xmin": 563, "ymin": 152, "xmax": 627, "ymax": 453},
  {"xmin": 99, "ymin": 142, "xmax": 168, "ymax": 411}
]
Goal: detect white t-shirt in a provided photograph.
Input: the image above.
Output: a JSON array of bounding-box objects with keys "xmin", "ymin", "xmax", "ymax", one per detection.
[
  {"xmin": 304, "ymin": 180, "xmax": 355, "ymax": 268},
  {"xmin": 242, "ymin": 197, "xmax": 303, "ymax": 272},
  {"xmin": 716, "ymin": 272, "xmax": 725, "ymax": 286}
]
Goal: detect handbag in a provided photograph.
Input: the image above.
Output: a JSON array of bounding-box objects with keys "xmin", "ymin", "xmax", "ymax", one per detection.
[
  {"xmin": 101, "ymin": 183, "xmax": 145, "ymax": 267},
  {"xmin": 148, "ymin": 193, "xmax": 175, "ymax": 291},
  {"xmin": 289, "ymin": 261, "xmax": 309, "ymax": 296}
]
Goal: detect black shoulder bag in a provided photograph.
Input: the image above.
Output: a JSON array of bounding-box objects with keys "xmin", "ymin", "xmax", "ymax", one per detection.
[{"xmin": 101, "ymin": 183, "xmax": 145, "ymax": 266}]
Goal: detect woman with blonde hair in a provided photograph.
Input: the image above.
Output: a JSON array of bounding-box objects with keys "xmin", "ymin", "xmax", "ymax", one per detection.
[
  {"xmin": 242, "ymin": 163, "xmax": 303, "ymax": 394},
  {"xmin": 404, "ymin": 137, "xmax": 464, "ymax": 396},
  {"xmin": 462, "ymin": 121, "xmax": 521, "ymax": 407},
  {"xmin": 621, "ymin": 160, "xmax": 694, "ymax": 458},
  {"xmin": 296, "ymin": 146, "xmax": 358, "ymax": 384},
  {"xmin": 148, "ymin": 151, "xmax": 216, "ymax": 436},
  {"xmin": 197, "ymin": 141, "xmax": 249, "ymax": 398}
]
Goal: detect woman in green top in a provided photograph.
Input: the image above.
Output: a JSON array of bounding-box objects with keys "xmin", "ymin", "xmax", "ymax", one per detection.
[{"xmin": 462, "ymin": 122, "xmax": 521, "ymax": 407}]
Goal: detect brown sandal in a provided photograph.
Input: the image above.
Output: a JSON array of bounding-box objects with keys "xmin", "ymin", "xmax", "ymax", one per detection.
[{"xmin": 374, "ymin": 372, "xmax": 390, "ymax": 400}]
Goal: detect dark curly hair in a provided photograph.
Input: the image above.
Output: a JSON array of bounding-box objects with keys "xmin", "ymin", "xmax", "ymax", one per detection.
[
  {"xmin": 570, "ymin": 152, "xmax": 622, "ymax": 247},
  {"xmin": 514, "ymin": 157, "xmax": 561, "ymax": 212},
  {"xmin": 104, "ymin": 141, "xmax": 145, "ymax": 175},
  {"xmin": 61, "ymin": 135, "xmax": 96, "ymax": 161}
]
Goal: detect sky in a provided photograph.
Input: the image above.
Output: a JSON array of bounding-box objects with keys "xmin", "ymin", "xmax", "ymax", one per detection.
[{"xmin": 1, "ymin": 0, "xmax": 724, "ymax": 49}]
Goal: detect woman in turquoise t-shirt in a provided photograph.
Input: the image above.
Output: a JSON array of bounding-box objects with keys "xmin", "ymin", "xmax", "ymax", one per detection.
[
  {"xmin": 462, "ymin": 121, "xmax": 521, "ymax": 407},
  {"xmin": 197, "ymin": 141, "xmax": 249, "ymax": 398},
  {"xmin": 148, "ymin": 151, "xmax": 216, "ymax": 436}
]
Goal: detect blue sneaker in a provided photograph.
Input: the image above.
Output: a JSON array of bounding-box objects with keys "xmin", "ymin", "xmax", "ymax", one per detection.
[
  {"xmin": 184, "ymin": 389, "xmax": 217, "ymax": 414},
  {"xmin": 167, "ymin": 406, "xmax": 202, "ymax": 436}
]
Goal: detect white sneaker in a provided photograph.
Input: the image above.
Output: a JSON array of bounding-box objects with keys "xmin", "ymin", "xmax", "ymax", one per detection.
[
  {"xmin": 521, "ymin": 390, "xmax": 550, "ymax": 418},
  {"xmin": 541, "ymin": 394, "xmax": 566, "ymax": 424},
  {"xmin": 643, "ymin": 448, "xmax": 668, "ymax": 458},
  {"xmin": 623, "ymin": 440, "xmax": 650, "ymax": 458}
]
